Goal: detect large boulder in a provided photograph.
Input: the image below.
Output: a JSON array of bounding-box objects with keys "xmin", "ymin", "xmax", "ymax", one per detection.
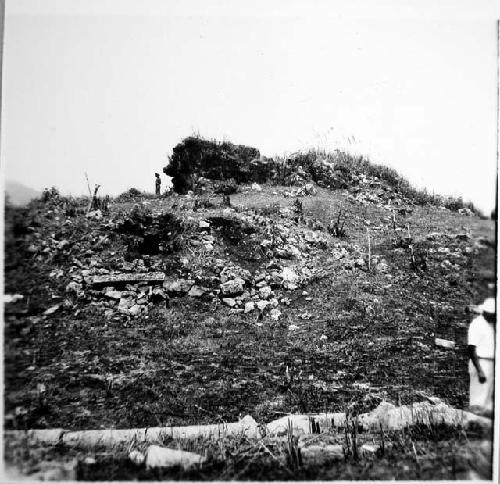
[
  {"xmin": 164, "ymin": 136, "xmax": 260, "ymax": 193},
  {"xmin": 220, "ymin": 278, "xmax": 245, "ymax": 297}
]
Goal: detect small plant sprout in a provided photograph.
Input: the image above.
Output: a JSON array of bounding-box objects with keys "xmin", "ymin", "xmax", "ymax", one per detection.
[
  {"xmin": 327, "ymin": 209, "xmax": 347, "ymax": 237},
  {"xmin": 366, "ymin": 228, "xmax": 371, "ymax": 271}
]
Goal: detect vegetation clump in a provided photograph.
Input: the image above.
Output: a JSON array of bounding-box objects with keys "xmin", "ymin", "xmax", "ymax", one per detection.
[{"xmin": 277, "ymin": 149, "xmax": 480, "ymax": 214}]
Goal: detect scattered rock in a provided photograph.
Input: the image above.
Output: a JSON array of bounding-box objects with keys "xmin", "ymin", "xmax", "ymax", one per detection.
[
  {"xmin": 256, "ymin": 300, "xmax": 269, "ymax": 311},
  {"xmin": 434, "ymin": 338, "xmax": 455, "ymax": 350},
  {"xmin": 188, "ymin": 285, "xmax": 206, "ymax": 297},
  {"xmin": 415, "ymin": 341, "xmax": 431, "ymax": 351},
  {"xmin": 220, "ymin": 279, "xmax": 245, "ymax": 297},
  {"xmin": 118, "ymin": 297, "xmax": 134, "ymax": 312},
  {"xmin": 220, "ymin": 265, "xmax": 252, "ymax": 284},
  {"xmin": 280, "ymin": 267, "xmax": 299, "ymax": 289},
  {"xmin": 259, "ymin": 286, "xmax": 272, "ymax": 299},
  {"xmin": 360, "ymin": 444, "xmax": 379, "ymax": 455},
  {"xmin": 44, "ymin": 304, "xmax": 61, "ymax": 316},
  {"xmin": 129, "ymin": 450, "xmax": 146, "ymax": 465},
  {"xmin": 222, "ymin": 297, "xmax": 237, "ymax": 307},
  {"xmin": 244, "ymin": 301, "xmax": 255, "ymax": 313},
  {"xmin": 269, "ymin": 297, "xmax": 279, "ymax": 307},
  {"xmin": 269, "ymin": 308, "xmax": 281, "ymax": 320},
  {"xmin": 145, "ymin": 445, "xmax": 206, "ymax": 469},
  {"xmin": 151, "ymin": 287, "xmax": 166, "ymax": 301},
  {"xmin": 65, "ymin": 282, "xmax": 82, "ymax": 294},
  {"xmin": 163, "ymin": 278, "xmax": 195, "ymax": 295},
  {"xmin": 128, "ymin": 305, "xmax": 142, "ymax": 316}
]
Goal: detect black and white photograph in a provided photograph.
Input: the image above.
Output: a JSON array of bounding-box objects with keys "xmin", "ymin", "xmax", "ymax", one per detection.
[{"xmin": 1, "ymin": 0, "xmax": 499, "ymax": 480}]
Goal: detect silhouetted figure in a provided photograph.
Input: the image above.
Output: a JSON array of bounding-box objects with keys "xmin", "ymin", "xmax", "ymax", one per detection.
[{"xmin": 155, "ymin": 173, "xmax": 161, "ymax": 196}]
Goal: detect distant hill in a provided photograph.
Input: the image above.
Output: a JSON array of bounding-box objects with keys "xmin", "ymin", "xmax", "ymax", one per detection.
[{"xmin": 5, "ymin": 180, "xmax": 40, "ymax": 206}]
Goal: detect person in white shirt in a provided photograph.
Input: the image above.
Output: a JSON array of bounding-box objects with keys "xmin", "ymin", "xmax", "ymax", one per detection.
[{"xmin": 468, "ymin": 297, "xmax": 496, "ymax": 416}]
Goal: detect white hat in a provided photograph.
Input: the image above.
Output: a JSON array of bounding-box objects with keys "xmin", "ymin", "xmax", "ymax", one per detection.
[{"xmin": 480, "ymin": 297, "xmax": 496, "ymax": 314}]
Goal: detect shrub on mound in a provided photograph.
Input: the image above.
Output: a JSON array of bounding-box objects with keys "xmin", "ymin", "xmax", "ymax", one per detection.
[
  {"xmin": 115, "ymin": 188, "xmax": 149, "ymax": 202},
  {"xmin": 164, "ymin": 136, "xmax": 260, "ymax": 193}
]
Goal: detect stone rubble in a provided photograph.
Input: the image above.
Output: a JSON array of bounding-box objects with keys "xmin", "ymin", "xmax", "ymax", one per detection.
[{"xmin": 11, "ymin": 182, "xmax": 485, "ymax": 325}]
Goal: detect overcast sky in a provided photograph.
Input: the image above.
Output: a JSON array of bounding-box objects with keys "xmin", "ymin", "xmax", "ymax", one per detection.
[{"xmin": 1, "ymin": 0, "xmax": 498, "ymax": 213}]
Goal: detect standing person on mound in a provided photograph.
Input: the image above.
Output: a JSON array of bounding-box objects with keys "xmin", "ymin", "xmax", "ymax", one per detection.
[
  {"xmin": 468, "ymin": 297, "xmax": 496, "ymax": 416},
  {"xmin": 155, "ymin": 173, "xmax": 161, "ymax": 196}
]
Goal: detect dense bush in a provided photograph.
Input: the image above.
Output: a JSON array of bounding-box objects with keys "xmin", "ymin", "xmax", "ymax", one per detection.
[{"xmin": 163, "ymin": 136, "xmax": 260, "ymax": 193}]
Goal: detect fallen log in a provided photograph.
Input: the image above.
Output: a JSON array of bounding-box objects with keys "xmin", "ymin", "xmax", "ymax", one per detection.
[
  {"xmin": 265, "ymin": 401, "xmax": 492, "ymax": 436},
  {"xmin": 4, "ymin": 403, "xmax": 491, "ymax": 449},
  {"xmin": 5, "ymin": 416, "xmax": 260, "ymax": 449},
  {"xmin": 357, "ymin": 401, "xmax": 491, "ymax": 431},
  {"xmin": 266, "ymin": 412, "xmax": 346, "ymax": 436},
  {"xmin": 143, "ymin": 416, "xmax": 260, "ymax": 441}
]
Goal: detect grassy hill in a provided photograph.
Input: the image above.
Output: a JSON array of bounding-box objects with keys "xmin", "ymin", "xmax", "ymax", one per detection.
[{"xmin": 3, "ymin": 160, "xmax": 495, "ymax": 479}]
